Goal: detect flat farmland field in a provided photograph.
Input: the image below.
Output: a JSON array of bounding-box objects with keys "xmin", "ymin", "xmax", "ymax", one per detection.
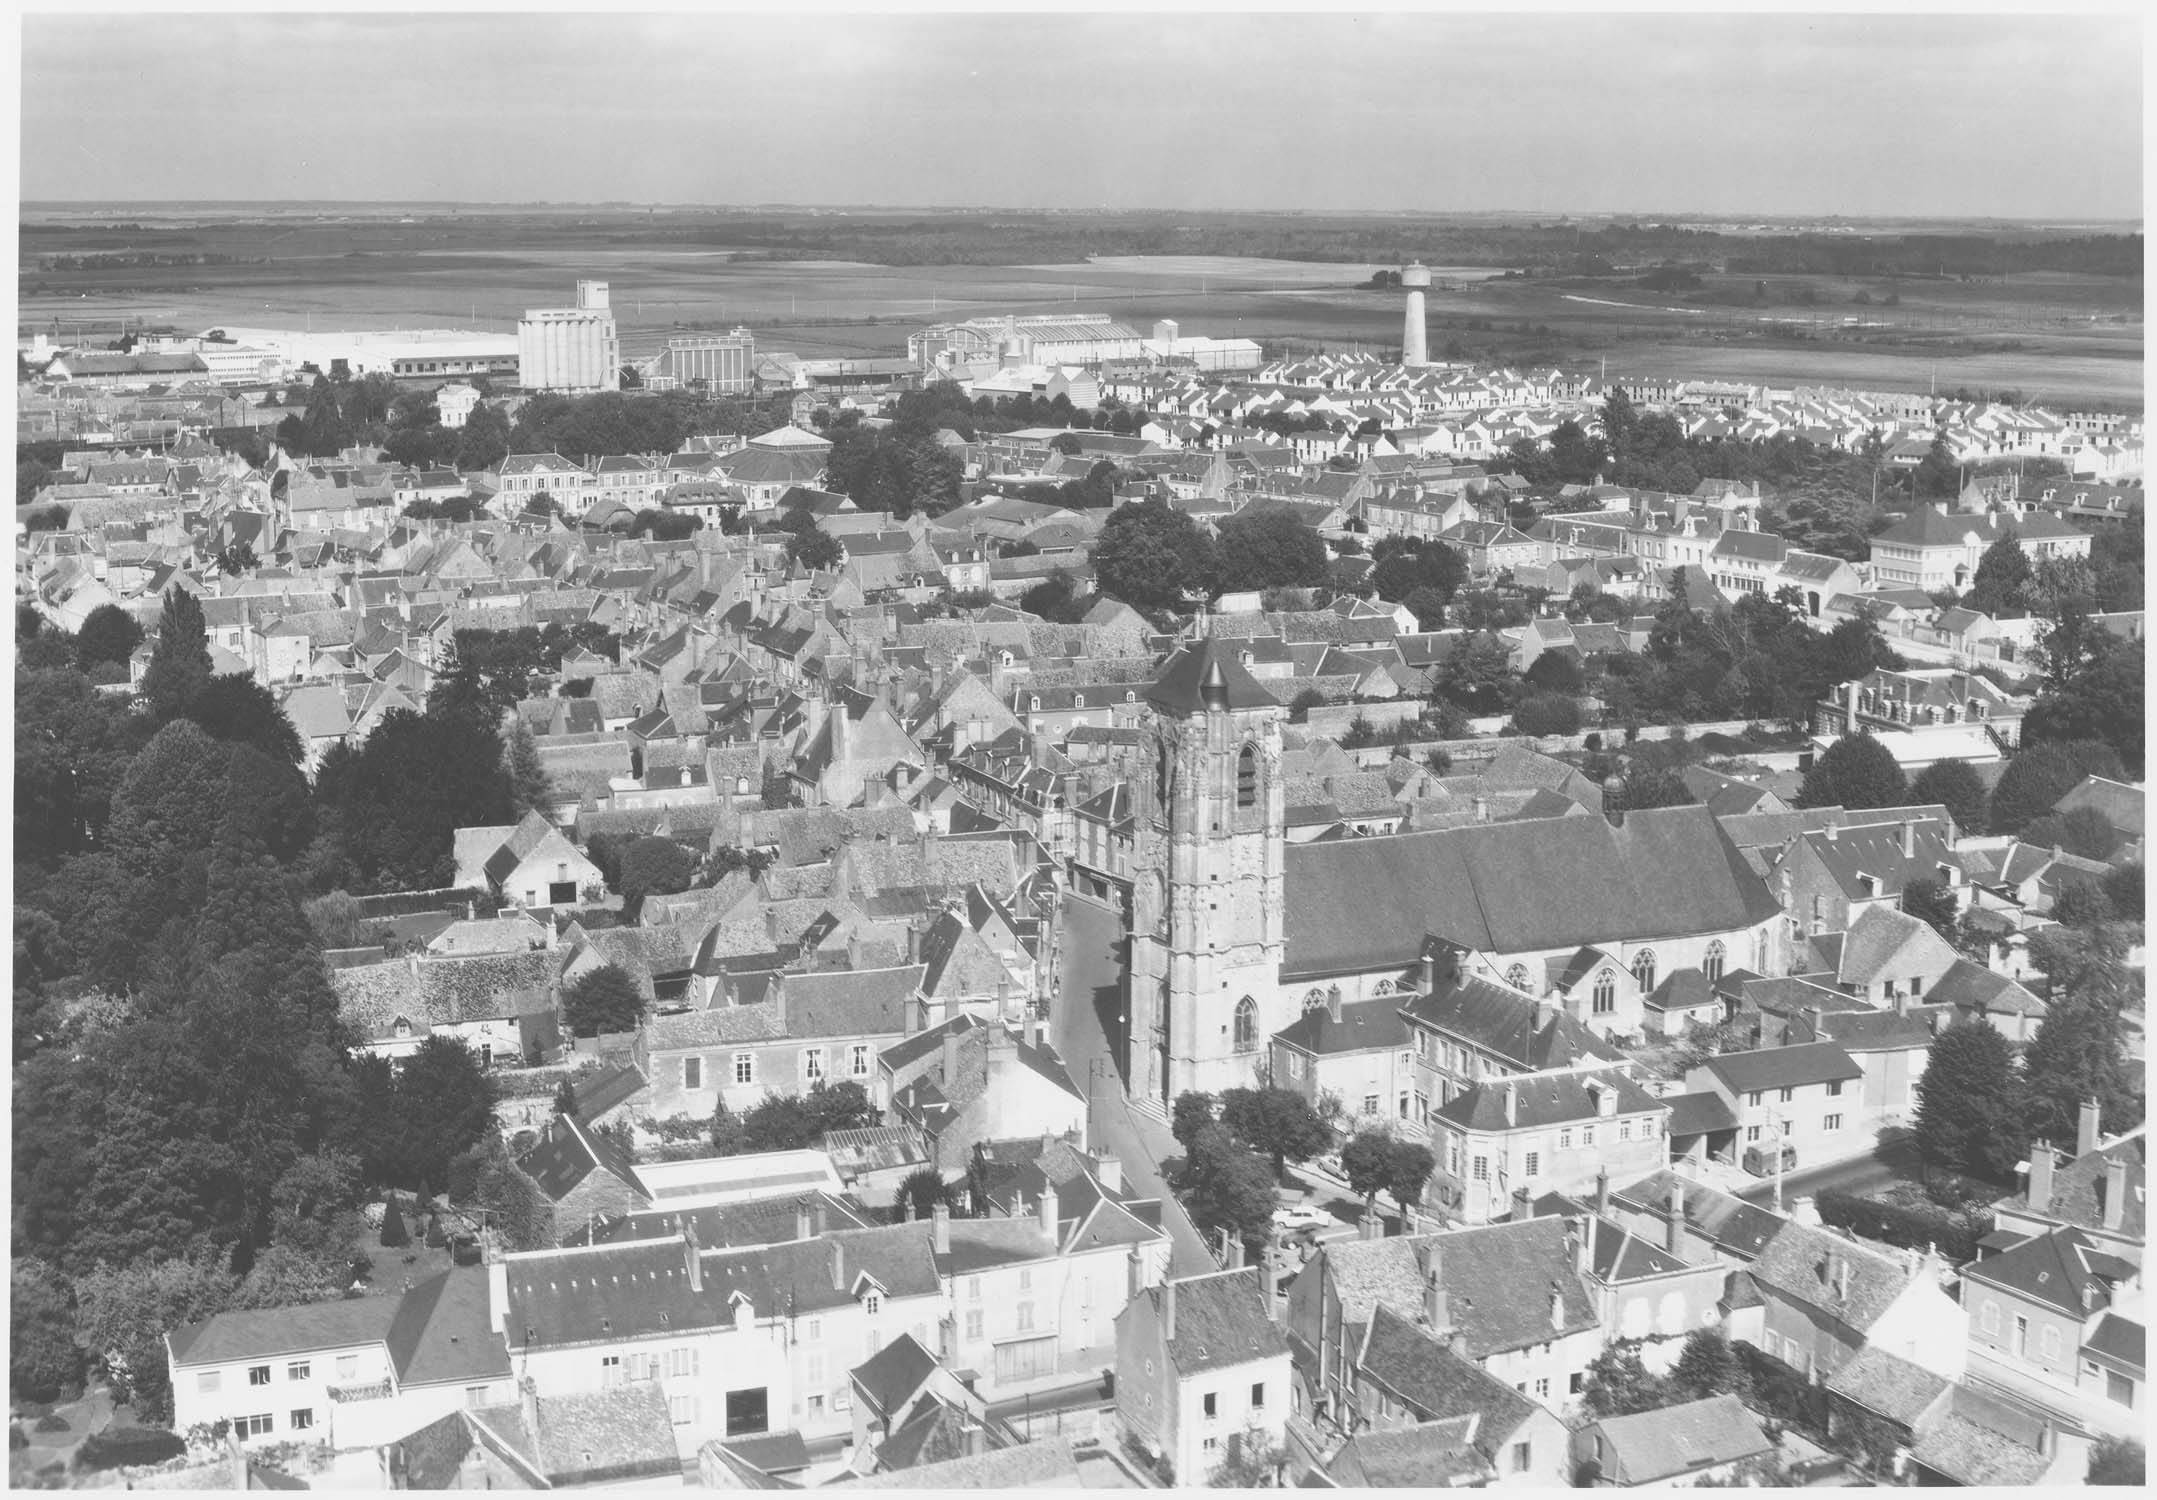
[{"xmin": 19, "ymin": 209, "xmax": 2142, "ymax": 408}]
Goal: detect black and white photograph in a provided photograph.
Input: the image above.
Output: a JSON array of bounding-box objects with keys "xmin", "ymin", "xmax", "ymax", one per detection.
[{"xmin": 8, "ymin": 5, "xmax": 2148, "ymax": 1490}]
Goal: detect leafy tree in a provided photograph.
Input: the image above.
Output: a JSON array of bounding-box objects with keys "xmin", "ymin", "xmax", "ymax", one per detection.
[
  {"xmin": 228, "ymin": 1242, "xmax": 350, "ymax": 1311},
  {"xmin": 1171, "ymin": 1090, "xmax": 1217, "ymax": 1153},
  {"xmin": 2024, "ymin": 636, "xmax": 2144, "ymax": 778},
  {"xmin": 1092, "ymin": 498, "xmax": 1218, "ymax": 611},
  {"xmin": 1963, "ymin": 529, "xmax": 2032, "ymax": 616},
  {"xmin": 1385, "ymin": 1139, "xmax": 1436, "ymax": 1220},
  {"xmin": 2020, "ymin": 806, "xmax": 2124, "ymax": 863},
  {"xmin": 787, "ymin": 522, "xmax": 843, "ymax": 570},
  {"xmin": 564, "ymin": 963, "xmax": 645, "ymax": 1035},
  {"xmin": 74, "ymin": 603, "xmax": 143, "ymax": 672},
  {"xmin": 1911, "ymin": 434, "xmax": 1961, "ymax": 500},
  {"xmin": 1432, "ymin": 633, "xmax": 1515, "ymax": 714},
  {"xmin": 1214, "ymin": 504, "xmax": 1329, "ymax": 593},
  {"xmin": 1181, "ymin": 1123, "xmax": 1278, "ymax": 1245},
  {"xmin": 447, "ymin": 1132, "xmax": 552, "ymax": 1253},
  {"xmin": 1579, "ymin": 1340, "xmax": 1675, "ymax": 1417},
  {"xmin": 141, "ymin": 588, "xmax": 213, "ymax": 721},
  {"xmin": 1670, "ymin": 1327, "xmax": 1752, "ymax": 1405},
  {"xmin": 740, "ymin": 1079, "xmax": 879, "ymax": 1152},
  {"xmin": 70, "ymin": 1252, "xmax": 234, "ymax": 1421},
  {"xmin": 1369, "ymin": 537, "xmax": 1468, "ymax": 607},
  {"xmin": 1795, "ymin": 732, "xmax": 1909, "ymax": 810},
  {"xmin": 619, "ymin": 835, "xmax": 697, "ymax": 915},
  {"xmin": 710, "ymin": 1097, "xmax": 751, "ymax": 1155},
  {"xmin": 1908, "ymin": 759, "xmax": 1988, "ymax": 835},
  {"xmin": 379, "ymin": 1190, "xmax": 411, "ymax": 1248},
  {"xmin": 1911, "ymin": 1018, "xmax": 2025, "ymax": 1182},
  {"xmin": 387, "ymin": 1038, "xmax": 498, "ymax": 1191},
  {"xmin": 2088, "ymin": 1437, "xmax": 2145, "ymax": 1486},
  {"xmin": 313, "ymin": 704, "xmax": 517, "ymax": 891},
  {"xmin": 1340, "ymin": 1129, "xmax": 1398, "ymax": 1218},
  {"xmin": 1512, "ymin": 692, "xmax": 1583, "ymax": 737},
  {"xmin": 10, "ymin": 1259, "xmax": 83, "ymax": 1404},
  {"xmin": 2101, "ymin": 862, "xmax": 2142, "ymax": 918},
  {"xmin": 1988, "ymin": 740, "xmax": 2125, "ymax": 835},
  {"xmin": 1218, "ymin": 1087, "xmax": 1333, "ymax": 1178},
  {"xmin": 1606, "ymin": 765, "xmax": 1696, "ymax": 815},
  {"xmin": 2021, "ymin": 930, "xmax": 2142, "ymax": 1144},
  {"xmin": 15, "ymin": 664, "xmax": 152, "ymax": 868},
  {"xmin": 185, "ymin": 672, "xmax": 305, "ymax": 766},
  {"xmin": 894, "ymin": 1166, "xmax": 953, "ymax": 1222}
]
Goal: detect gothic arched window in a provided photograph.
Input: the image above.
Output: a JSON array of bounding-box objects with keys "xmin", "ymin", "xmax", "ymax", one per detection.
[
  {"xmin": 1303, "ymin": 988, "xmax": 1329, "ymax": 1014},
  {"xmin": 1631, "ymin": 949, "xmax": 1658, "ymax": 994},
  {"xmin": 1233, "ymin": 997, "xmax": 1259, "ymax": 1053},
  {"xmin": 1372, "ymin": 978, "xmax": 1394, "ymax": 997},
  {"xmin": 1703, "ymin": 940, "xmax": 1726, "ymax": 984},
  {"xmin": 1592, "ymin": 971, "xmax": 1617, "ymax": 1015},
  {"xmin": 1236, "ymin": 744, "xmax": 1259, "ymax": 809},
  {"xmin": 1505, "ymin": 964, "xmax": 1531, "ymax": 992}
]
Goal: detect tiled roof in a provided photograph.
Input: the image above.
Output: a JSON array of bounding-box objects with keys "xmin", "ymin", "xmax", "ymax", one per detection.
[
  {"xmin": 1703, "ymin": 1042, "xmax": 1864, "ymax": 1094},
  {"xmin": 1992, "ymin": 1134, "xmax": 2146, "ymax": 1241},
  {"xmin": 1824, "ymin": 1345, "xmax": 1951, "ymax": 1425},
  {"xmin": 1433, "ymin": 1066, "xmax": 1661, "ymax": 1134},
  {"xmin": 1354, "ymin": 1303, "xmax": 1536, "ymax": 1444},
  {"xmin": 1588, "ymin": 1393, "xmax": 1771, "ymax": 1482},
  {"xmin": 1962, "ymin": 1224, "xmax": 2136, "ymax": 1318},
  {"xmin": 1272, "ymin": 996, "xmax": 1410, "ymax": 1056},
  {"xmin": 469, "ymin": 1386, "xmax": 681, "ymax": 1485},
  {"xmin": 1744, "ymin": 1220, "xmax": 1911, "ymax": 1332}
]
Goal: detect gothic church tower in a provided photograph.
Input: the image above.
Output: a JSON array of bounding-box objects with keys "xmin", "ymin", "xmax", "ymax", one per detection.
[{"xmin": 1128, "ymin": 639, "xmax": 1287, "ymax": 1105}]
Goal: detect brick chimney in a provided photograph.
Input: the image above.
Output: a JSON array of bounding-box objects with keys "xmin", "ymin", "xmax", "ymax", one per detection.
[
  {"xmin": 2078, "ymin": 1097, "xmax": 2101, "ymax": 1158},
  {"xmin": 2027, "ymin": 1140, "xmax": 2056, "ymax": 1214}
]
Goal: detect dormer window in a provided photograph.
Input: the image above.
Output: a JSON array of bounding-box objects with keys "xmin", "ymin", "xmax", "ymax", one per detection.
[{"xmin": 863, "ymin": 1291, "xmax": 882, "ymax": 1316}]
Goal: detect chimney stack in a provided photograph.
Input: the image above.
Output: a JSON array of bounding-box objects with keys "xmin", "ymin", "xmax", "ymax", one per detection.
[
  {"xmin": 519, "ymin": 1376, "xmax": 540, "ymax": 1447},
  {"xmin": 1360, "ymin": 1212, "xmax": 1382, "ymax": 1242},
  {"xmin": 1261, "ymin": 1254, "xmax": 1280, "ymax": 1316},
  {"xmin": 1039, "ymin": 1182, "xmax": 1059, "ymax": 1242},
  {"xmin": 930, "ymin": 1200, "xmax": 951, "ymax": 1254},
  {"xmin": 1162, "ymin": 1279, "xmax": 1177, "ymax": 1343},
  {"xmin": 1511, "ymin": 1183, "xmax": 1531, "ymax": 1222},
  {"xmin": 2103, "ymin": 1154, "xmax": 2128, "ymax": 1231},
  {"xmin": 830, "ymin": 1239, "xmax": 845, "ymax": 1291},
  {"xmin": 1549, "ymin": 1279, "xmax": 1565, "ymax": 1332},
  {"xmin": 1900, "ymin": 820, "xmax": 1916, "ymax": 859},
  {"xmin": 2027, "ymin": 1140, "xmax": 2056, "ymax": 1214},
  {"xmin": 1594, "ymin": 1166, "xmax": 1610, "ymax": 1217},
  {"xmin": 1833, "ymin": 1253, "xmax": 1850, "ymax": 1302},
  {"xmin": 795, "ymin": 1199, "xmax": 813, "ymax": 1243},
  {"xmin": 2078, "ymin": 1097, "xmax": 2101, "ymax": 1158},
  {"xmin": 683, "ymin": 1220, "xmax": 703, "ymax": 1291},
  {"xmin": 1327, "ymin": 985, "xmax": 1342, "ymax": 1024},
  {"xmin": 1504, "ymin": 1081, "xmax": 1518, "ymax": 1128},
  {"xmin": 1423, "ymin": 1246, "xmax": 1447, "ymax": 1331},
  {"xmin": 1225, "ymin": 1232, "xmax": 1245, "ymax": 1270},
  {"xmin": 1666, "ymin": 1180, "xmax": 1686, "ymax": 1254},
  {"xmin": 941, "ymin": 1027, "xmax": 963, "ymax": 1086},
  {"xmin": 1127, "ymin": 1245, "xmax": 1143, "ymax": 1302},
  {"xmin": 1568, "ymin": 1215, "xmax": 1592, "ymax": 1277},
  {"xmin": 1094, "ymin": 1149, "xmax": 1124, "ymax": 1194}
]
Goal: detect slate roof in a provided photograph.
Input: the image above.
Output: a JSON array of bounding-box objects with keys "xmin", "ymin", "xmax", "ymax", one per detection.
[
  {"xmin": 1145, "ymin": 637, "xmax": 1281, "ymax": 715},
  {"xmin": 1613, "ymin": 1170, "xmax": 1781, "ymax": 1259},
  {"xmin": 1961, "ymin": 1224, "xmax": 2137, "ymax": 1318},
  {"xmin": 1354, "ymin": 1303, "xmax": 1537, "ymax": 1443},
  {"xmin": 770, "ymin": 964, "xmax": 924, "ymax": 1038},
  {"xmin": 1432, "ymin": 1066, "xmax": 1662, "ymax": 1134},
  {"xmin": 1272, "ymin": 996, "xmax": 1410, "ymax": 1055},
  {"xmin": 851, "ymin": 1331, "xmax": 940, "ymax": 1420},
  {"xmin": 1587, "ymin": 1393, "xmax": 1772, "ymax": 1482},
  {"xmin": 1743, "ymin": 1220, "xmax": 1912, "ymax": 1332},
  {"xmin": 1703, "ymin": 1042, "xmax": 1864, "ymax": 1094},
  {"xmin": 559, "ymin": 1191, "xmax": 872, "ymax": 1250},
  {"xmin": 2085, "ymin": 1312, "xmax": 2144, "ymax": 1372},
  {"xmin": 1323, "ymin": 1415, "xmax": 1492, "ymax": 1487},
  {"xmin": 842, "ymin": 1436, "xmax": 1083, "ymax": 1489},
  {"xmin": 1159, "ymin": 1267, "xmax": 1289, "ymax": 1375},
  {"xmin": 1284, "ymin": 805, "xmax": 1778, "ymax": 978},
  {"xmin": 1421, "ymin": 1217, "xmax": 1600, "ymax": 1354},
  {"xmin": 515, "ymin": 1113, "xmax": 648, "ymax": 1205},
  {"xmin": 1398, "ymin": 969, "xmax": 1626, "ymax": 1073},
  {"xmin": 1663, "ymin": 1091, "xmax": 1740, "ymax": 1137},
  {"xmin": 468, "ymin": 1386, "xmax": 681, "ymax": 1486},
  {"xmin": 1992, "ymin": 1134, "xmax": 2146, "ymax": 1241}
]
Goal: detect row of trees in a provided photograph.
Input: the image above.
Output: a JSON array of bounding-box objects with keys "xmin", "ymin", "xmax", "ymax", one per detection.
[{"xmin": 1092, "ymin": 499, "xmax": 1337, "ymax": 612}]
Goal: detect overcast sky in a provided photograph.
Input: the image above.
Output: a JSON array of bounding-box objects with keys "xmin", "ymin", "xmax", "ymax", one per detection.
[{"xmin": 20, "ymin": 10, "xmax": 2144, "ymax": 219}]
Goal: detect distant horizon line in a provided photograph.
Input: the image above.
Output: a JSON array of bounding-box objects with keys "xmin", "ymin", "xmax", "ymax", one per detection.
[{"xmin": 18, "ymin": 199, "xmax": 2146, "ymax": 228}]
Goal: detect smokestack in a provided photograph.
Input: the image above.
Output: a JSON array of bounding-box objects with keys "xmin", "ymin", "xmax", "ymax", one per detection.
[
  {"xmin": 2103, "ymin": 1155, "xmax": 2127, "ymax": 1231},
  {"xmin": 2027, "ymin": 1140, "xmax": 2056, "ymax": 1214},
  {"xmin": 2078, "ymin": 1097, "xmax": 2102, "ymax": 1158},
  {"xmin": 1666, "ymin": 1181, "xmax": 1685, "ymax": 1254}
]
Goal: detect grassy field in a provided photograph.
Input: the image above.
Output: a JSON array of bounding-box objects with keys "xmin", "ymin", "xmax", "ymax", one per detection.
[{"xmin": 19, "ymin": 210, "xmax": 2143, "ymax": 408}]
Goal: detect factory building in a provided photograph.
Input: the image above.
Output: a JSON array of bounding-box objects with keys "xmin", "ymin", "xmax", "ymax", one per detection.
[
  {"xmin": 517, "ymin": 280, "xmax": 621, "ymax": 393},
  {"xmin": 641, "ymin": 328, "xmax": 758, "ymax": 394}
]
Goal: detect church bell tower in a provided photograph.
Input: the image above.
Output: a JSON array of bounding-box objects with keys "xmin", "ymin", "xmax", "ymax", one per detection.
[{"xmin": 1128, "ymin": 639, "xmax": 1286, "ymax": 1105}]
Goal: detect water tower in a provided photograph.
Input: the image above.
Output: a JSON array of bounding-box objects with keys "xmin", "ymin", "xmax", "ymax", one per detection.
[{"xmin": 1400, "ymin": 262, "xmax": 1431, "ymax": 367}]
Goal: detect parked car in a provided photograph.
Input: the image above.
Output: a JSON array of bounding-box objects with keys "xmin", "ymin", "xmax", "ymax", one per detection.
[{"xmin": 1272, "ymin": 1204, "xmax": 1332, "ymax": 1233}]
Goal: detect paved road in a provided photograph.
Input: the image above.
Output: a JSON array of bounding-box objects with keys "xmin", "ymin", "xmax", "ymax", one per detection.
[
  {"xmin": 1053, "ymin": 892, "xmax": 1218, "ymax": 1278},
  {"xmin": 1733, "ymin": 1140, "xmax": 1923, "ymax": 1207}
]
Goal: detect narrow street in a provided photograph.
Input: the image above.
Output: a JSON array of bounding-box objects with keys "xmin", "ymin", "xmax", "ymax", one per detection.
[
  {"xmin": 1733, "ymin": 1138, "xmax": 1923, "ymax": 1207},
  {"xmin": 1053, "ymin": 891, "xmax": 1218, "ymax": 1278}
]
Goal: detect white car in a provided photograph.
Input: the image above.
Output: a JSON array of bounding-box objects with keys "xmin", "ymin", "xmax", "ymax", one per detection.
[{"xmin": 1271, "ymin": 1204, "xmax": 1332, "ymax": 1233}]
